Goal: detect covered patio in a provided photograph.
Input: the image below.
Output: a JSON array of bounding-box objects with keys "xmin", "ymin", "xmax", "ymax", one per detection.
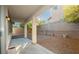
[{"xmin": 0, "ymin": 5, "xmax": 53, "ymax": 54}]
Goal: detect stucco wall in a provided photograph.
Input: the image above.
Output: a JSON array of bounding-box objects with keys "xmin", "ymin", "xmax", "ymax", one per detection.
[
  {"xmin": 0, "ymin": 6, "xmax": 8, "ymax": 53},
  {"xmin": 0, "ymin": 6, "xmax": 1, "ymax": 53}
]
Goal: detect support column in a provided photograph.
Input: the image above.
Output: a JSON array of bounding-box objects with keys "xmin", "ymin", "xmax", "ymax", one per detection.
[
  {"xmin": 32, "ymin": 16, "xmax": 37, "ymax": 44},
  {"xmin": 0, "ymin": 6, "xmax": 7, "ymax": 54},
  {"xmin": 24, "ymin": 24, "xmax": 27, "ymax": 38}
]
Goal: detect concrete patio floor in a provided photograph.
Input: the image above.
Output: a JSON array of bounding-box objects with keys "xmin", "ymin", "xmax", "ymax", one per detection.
[
  {"xmin": 8, "ymin": 38, "xmax": 31, "ymax": 54},
  {"xmin": 20, "ymin": 44, "xmax": 53, "ymax": 54},
  {"xmin": 8, "ymin": 37, "xmax": 53, "ymax": 54}
]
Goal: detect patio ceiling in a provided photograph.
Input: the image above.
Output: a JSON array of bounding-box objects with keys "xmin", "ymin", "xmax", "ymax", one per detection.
[{"xmin": 8, "ymin": 5, "xmax": 43, "ymax": 22}]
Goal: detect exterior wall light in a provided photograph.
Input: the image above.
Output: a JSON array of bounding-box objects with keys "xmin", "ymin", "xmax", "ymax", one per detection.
[{"xmin": 6, "ymin": 16, "xmax": 10, "ymax": 21}]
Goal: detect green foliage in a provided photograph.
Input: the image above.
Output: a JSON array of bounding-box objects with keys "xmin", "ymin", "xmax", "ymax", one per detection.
[
  {"xmin": 27, "ymin": 20, "xmax": 45, "ymax": 29},
  {"xmin": 63, "ymin": 5, "xmax": 79, "ymax": 23},
  {"xmin": 20, "ymin": 24, "xmax": 24, "ymax": 29},
  {"xmin": 27, "ymin": 21, "xmax": 32, "ymax": 29},
  {"xmin": 37, "ymin": 19, "xmax": 45, "ymax": 26}
]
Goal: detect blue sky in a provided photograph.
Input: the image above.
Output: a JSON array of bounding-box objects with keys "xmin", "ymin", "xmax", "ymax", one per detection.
[
  {"xmin": 37, "ymin": 6, "xmax": 58, "ymax": 21},
  {"xmin": 38, "ymin": 9, "xmax": 52, "ymax": 21}
]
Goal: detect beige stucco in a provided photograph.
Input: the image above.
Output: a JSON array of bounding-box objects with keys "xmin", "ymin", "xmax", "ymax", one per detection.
[
  {"xmin": 32, "ymin": 16, "xmax": 37, "ymax": 44},
  {"xmin": 0, "ymin": 6, "xmax": 7, "ymax": 53}
]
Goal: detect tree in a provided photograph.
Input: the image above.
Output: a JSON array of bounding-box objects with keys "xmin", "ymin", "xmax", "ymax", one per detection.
[{"xmin": 63, "ymin": 5, "xmax": 79, "ymax": 23}]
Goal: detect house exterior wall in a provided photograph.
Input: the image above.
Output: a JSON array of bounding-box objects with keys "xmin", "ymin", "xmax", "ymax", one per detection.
[
  {"xmin": 0, "ymin": 6, "xmax": 12, "ymax": 53},
  {"xmin": 0, "ymin": 6, "xmax": 7, "ymax": 53},
  {"xmin": 49, "ymin": 5, "xmax": 64, "ymax": 23},
  {"xmin": 0, "ymin": 6, "xmax": 1, "ymax": 53}
]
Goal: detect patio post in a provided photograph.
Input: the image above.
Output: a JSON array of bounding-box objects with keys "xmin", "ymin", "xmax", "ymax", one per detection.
[
  {"xmin": 0, "ymin": 6, "xmax": 7, "ymax": 54},
  {"xmin": 32, "ymin": 16, "xmax": 37, "ymax": 44},
  {"xmin": 24, "ymin": 24, "xmax": 27, "ymax": 38}
]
